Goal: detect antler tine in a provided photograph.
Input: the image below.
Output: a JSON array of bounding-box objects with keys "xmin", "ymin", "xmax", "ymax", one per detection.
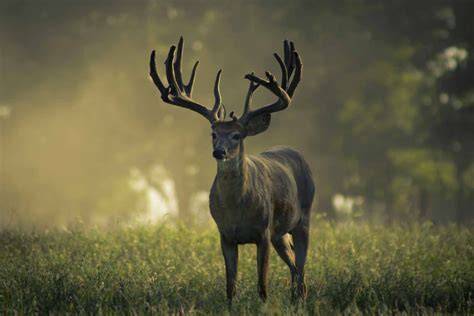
[
  {"xmin": 273, "ymin": 53, "xmax": 288, "ymax": 90},
  {"xmin": 211, "ymin": 69, "xmax": 224, "ymax": 120},
  {"xmin": 212, "ymin": 70, "xmax": 222, "ymax": 111},
  {"xmin": 149, "ymin": 50, "xmax": 166, "ymax": 93},
  {"xmin": 173, "ymin": 36, "xmax": 185, "ymax": 92},
  {"xmin": 284, "ymin": 40, "xmax": 291, "ymax": 69},
  {"xmin": 164, "ymin": 45, "xmax": 180, "ymax": 95},
  {"xmin": 287, "ymin": 41, "xmax": 296, "ymax": 78},
  {"xmin": 185, "ymin": 61, "xmax": 199, "ymax": 96},
  {"xmin": 149, "ymin": 37, "xmax": 224, "ymax": 123},
  {"xmin": 242, "ymin": 72, "xmax": 259, "ymax": 115},
  {"xmin": 288, "ymin": 50, "xmax": 302, "ymax": 97}
]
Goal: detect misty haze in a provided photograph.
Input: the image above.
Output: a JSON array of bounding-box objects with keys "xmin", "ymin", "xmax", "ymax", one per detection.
[{"xmin": 0, "ymin": 0, "xmax": 473, "ymax": 314}]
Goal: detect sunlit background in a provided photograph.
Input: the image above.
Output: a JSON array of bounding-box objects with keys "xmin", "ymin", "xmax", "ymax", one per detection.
[{"xmin": 1, "ymin": 0, "xmax": 473, "ymax": 228}]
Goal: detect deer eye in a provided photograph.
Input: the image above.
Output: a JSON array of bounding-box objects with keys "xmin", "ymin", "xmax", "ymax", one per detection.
[
  {"xmin": 211, "ymin": 132, "xmax": 217, "ymax": 139},
  {"xmin": 232, "ymin": 133, "xmax": 241, "ymax": 141}
]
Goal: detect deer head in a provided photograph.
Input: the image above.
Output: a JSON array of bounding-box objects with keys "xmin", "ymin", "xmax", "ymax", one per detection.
[{"xmin": 149, "ymin": 37, "xmax": 302, "ymax": 162}]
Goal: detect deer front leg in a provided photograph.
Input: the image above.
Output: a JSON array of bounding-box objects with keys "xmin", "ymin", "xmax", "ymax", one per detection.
[
  {"xmin": 220, "ymin": 235, "xmax": 238, "ymax": 306},
  {"xmin": 256, "ymin": 230, "xmax": 270, "ymax": 301}
]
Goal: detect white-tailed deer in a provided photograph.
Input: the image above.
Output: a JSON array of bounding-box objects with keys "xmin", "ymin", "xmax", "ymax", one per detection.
[{"xmin": 149, "ymin": 37, "xmax": 315, "ymax": 304}]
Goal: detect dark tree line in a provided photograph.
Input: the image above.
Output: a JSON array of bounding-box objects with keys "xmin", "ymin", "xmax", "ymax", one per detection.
[{"xmin": 0, "ymin": 0, "xmax": 472, "ymax": 225}]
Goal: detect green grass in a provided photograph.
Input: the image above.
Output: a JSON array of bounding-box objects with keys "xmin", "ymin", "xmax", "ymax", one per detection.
[{"xmin": 1, "ymin": 220, "xmax": 473, "ymax": 315}]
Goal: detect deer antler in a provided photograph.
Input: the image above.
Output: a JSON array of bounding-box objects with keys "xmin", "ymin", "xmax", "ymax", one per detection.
[
  {"xmin": 241, "ymin": 72, "xmax": 260, "ymax": 117},
  {"xmin": 149, "ymin": 36, "xmax": 225, "ymax": 123},
  {"xmin": 239, "ymin": 40, "xmax": 302, "ymax": 125}
]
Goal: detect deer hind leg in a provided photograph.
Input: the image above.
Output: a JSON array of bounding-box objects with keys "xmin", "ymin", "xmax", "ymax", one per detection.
[
  {"xmin": 220, "ymin": 235, "xmax": 238, "ymax": 307},
  {"xmin": 256, "ymin": 231, "xmax": 270, "ymax": 301},
  {"xmin": 291, "ymin": 221, "xmax": 309, "ymax": 300},
  {"xmin": 271, "ymin": 234, "xmax": 298, "ymax": 295}
]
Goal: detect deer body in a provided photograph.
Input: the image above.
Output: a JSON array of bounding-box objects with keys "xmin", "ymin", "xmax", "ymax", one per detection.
[
  {"xmin": 149, "ymin": 37, "xmax": 314, "ymax": 304},
  {"xmin": 210, "ymin": 146, "xmax": 314, "ymax": 244}
]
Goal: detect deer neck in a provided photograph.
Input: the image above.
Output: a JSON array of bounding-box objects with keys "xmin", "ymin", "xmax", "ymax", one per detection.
[{"xmin": 215, "ymin": 143, "xmax": 248, "ymax": 198}]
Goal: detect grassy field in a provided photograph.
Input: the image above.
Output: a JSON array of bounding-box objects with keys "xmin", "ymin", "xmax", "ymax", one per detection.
[{"xmin": 1, "ymin": 220, "xmax": 473, "ymax": 315}]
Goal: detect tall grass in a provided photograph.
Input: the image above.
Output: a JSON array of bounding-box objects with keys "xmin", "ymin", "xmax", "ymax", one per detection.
[{"xmin": 1, "ymin": 220, "xmax": 473, "ymax": 314}]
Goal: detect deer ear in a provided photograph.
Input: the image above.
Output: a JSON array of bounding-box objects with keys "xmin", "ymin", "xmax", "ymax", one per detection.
[{"xmin": 245, "ymin": 113, "xmax": 271, "ymax": 136}]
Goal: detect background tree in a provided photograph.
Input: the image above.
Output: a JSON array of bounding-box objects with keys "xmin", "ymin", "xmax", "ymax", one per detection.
[{"xmin": 0, "ymin": 0, "xmax": 472, "ymax": 226}]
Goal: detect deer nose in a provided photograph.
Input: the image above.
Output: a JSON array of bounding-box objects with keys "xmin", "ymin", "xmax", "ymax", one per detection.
[{"xmin": 213, "ymin": 148, "xmax": 226, "ymax": 160}]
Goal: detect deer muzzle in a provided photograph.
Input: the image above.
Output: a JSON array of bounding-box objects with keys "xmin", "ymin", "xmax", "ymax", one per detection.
[{"xmin": 213, "ymin": 147, "xmax": 227, "ymax": 160}]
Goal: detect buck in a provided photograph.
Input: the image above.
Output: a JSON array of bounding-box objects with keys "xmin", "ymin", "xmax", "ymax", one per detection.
[{"xmin": 149, "ymin": 37, "xmax": 315, "ymax": 304}]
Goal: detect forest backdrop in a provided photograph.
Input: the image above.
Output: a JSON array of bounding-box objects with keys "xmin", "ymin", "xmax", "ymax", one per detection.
[{"xmin": 0, "ymin": 0, "xmax": 473, "ymax": 227}]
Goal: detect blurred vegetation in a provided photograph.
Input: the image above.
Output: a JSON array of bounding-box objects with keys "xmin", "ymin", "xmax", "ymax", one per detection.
[
  {"xmin": 0, "ymin": 0, "xmax": 473, "ymax": 226},
  {"xmin": 1, "ymin": 220, "xmax": 473, "ymax": 314}
]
